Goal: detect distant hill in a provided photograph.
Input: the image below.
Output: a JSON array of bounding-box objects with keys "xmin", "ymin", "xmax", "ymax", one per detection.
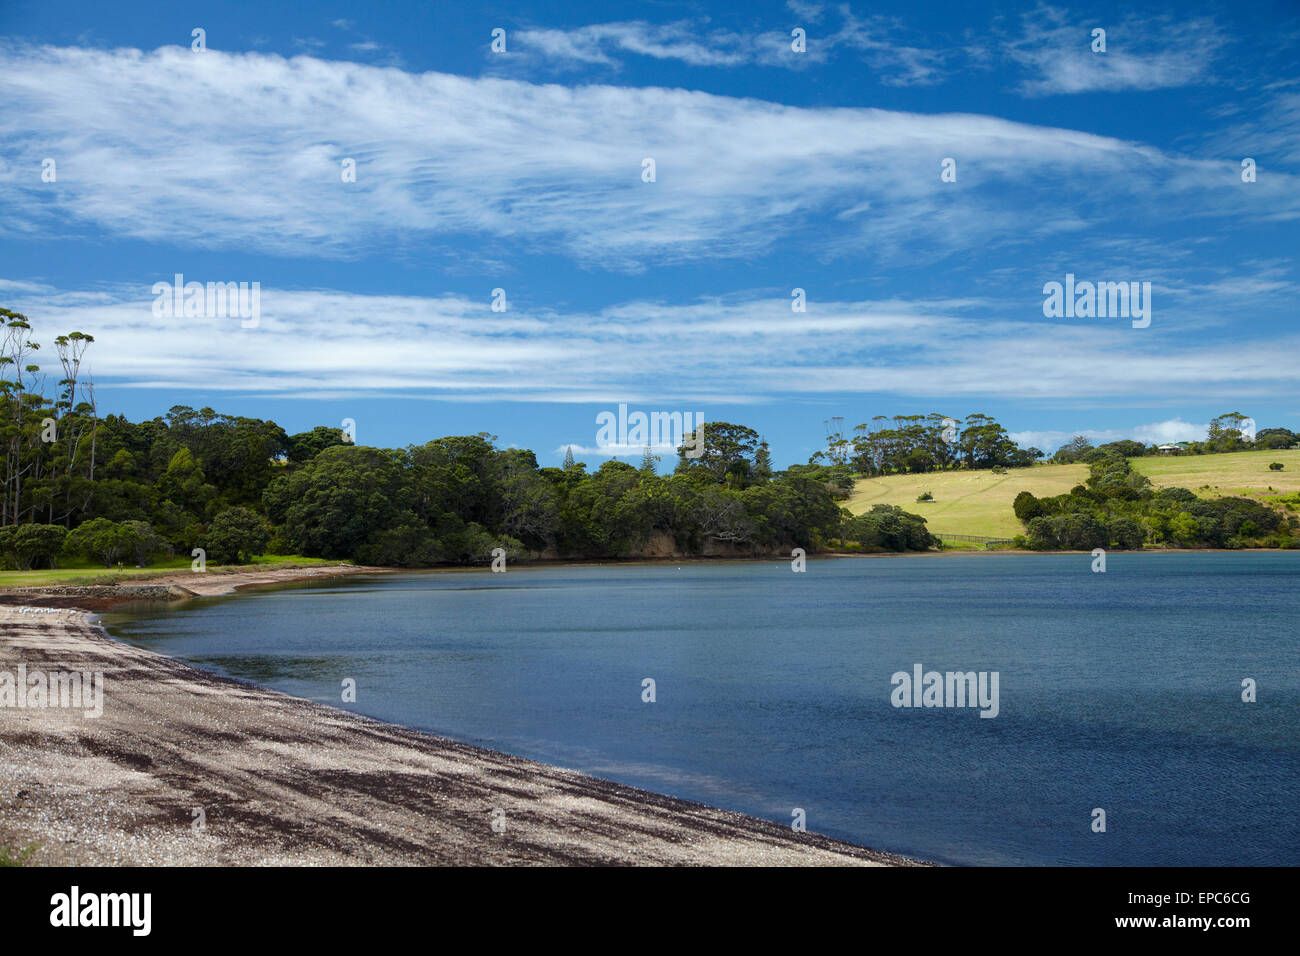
[{"xmin": 844, "ymin": 449, "xmax": 1300, "ymax": 539}]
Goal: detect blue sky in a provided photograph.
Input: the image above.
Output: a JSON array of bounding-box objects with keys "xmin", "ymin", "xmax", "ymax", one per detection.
[{"xmin": 1, "ymin": 0, "xmax": 1297, "ymax": 467}]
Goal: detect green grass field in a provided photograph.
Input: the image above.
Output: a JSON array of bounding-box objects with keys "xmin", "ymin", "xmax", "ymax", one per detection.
[
  {"xmin": 845, "ymin": 449, "xmax": 1300, "ymax": 539},
  {"xmin": 0, "ymin": 554, "xmax": 341, "ymax": 589}
]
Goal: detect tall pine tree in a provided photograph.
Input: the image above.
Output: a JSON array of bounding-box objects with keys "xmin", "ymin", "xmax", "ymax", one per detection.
[{"xmin": 754, "ymin": 439, "xmax": 773, "ymax": 481}]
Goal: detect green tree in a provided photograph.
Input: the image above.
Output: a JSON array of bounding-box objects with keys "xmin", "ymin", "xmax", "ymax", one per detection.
[
  {"xmin": 1169, "ymin": 512, "xmax": 1201, "ymax": 546},
  {"xmin": 65, "ymin": 517, "xmax": 140, "ymax": 567},
  {"xmin": 1013, "ymin": 491, "xmax": 1044, "ymax": 523},
  {"xmin": 287, "ymin": 426, "xmax": 348, "ymax": 463},
  {"xmin": 497, "ymin": 453, "xmax": 560, "ymax": 550},
  {"xmin": 1107, "ymin": 516, "xmax": 1146, "ymax": 549},
  {"xmin": 121, "ymin": 520, "xmax": 170, "ymax": 566},
  {"xmin": 675, "ymin": 421, "xmax": 760, "ymax": 486},
  {"xmin": 154, "ymin": 448, "xmax": 216, "ymax": 519},
  {"xmin": 2, "ymin": 524, "xmax": 68, "ymax": 570},
  {"xmin": 204, "ymin": 506, "xmax": 272, "ymax": 564},
  {"xmin": 1206, "ymin": 412, "xmax": 1251, "ymax": 452},
  {"xmin": 753, "ymin": 439, "xmax": 773, "ymax": 482},
  {"xmin": 639, "ymin": 445, "xmax": 658, "ymax": 475},
  {"xmin": 843, "ymin": 504, "xmax": 937, "ymax": 552},
  {"xmin": 263, "ymin": 446, "xmax": 415, "ymax": 560}
]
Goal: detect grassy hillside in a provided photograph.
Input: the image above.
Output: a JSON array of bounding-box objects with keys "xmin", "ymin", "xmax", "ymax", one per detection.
[
  {"xmin": 1129, "ymin": 449, "xmax": 1300, "ymax": 503},
  {"xmin": 845, "ymin": 449, "xmax": 1300, "ymax": 539}
]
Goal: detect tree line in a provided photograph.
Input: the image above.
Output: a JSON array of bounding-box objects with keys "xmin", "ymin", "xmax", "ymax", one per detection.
[
  {"xmin": 259, "ymin": 426, "xmax": 936, "ymax": 566},
  {"xmin": 823, "ymin": 410, "xmax": 1297, "ymax": 474},
  {"xmin": 0, "ymin": 310, "xmax": 938, "ymax": 568},
  {"xmin": 820, "ymin": 413, "xmax": 1042, "ymax": 476},
  {"xmin": 1051, "ymin": 415, "xmax": 1299, "ymax": 464}
]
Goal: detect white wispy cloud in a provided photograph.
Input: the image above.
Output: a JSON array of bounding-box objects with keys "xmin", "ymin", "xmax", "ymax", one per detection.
[
  {"xmin": 0, "ymin": 44, "xmax": 1292, "ymax": 270},
  {"xmin": 1202, "ymin": 85, "xmax": 1300, "ymax": 167},
  {"xmin": 507, "ymin": 4, "xmax": 1236, "ymax": 93},
  {"xmin": 824, "ymin": 7, "xmax": 948, "ymax": 86},
  {"xmin": 509, "ymin": 7, "xmax": 947, "ymax": 81},
  {"xmin": 786, "ymin": 1, "xmax": 826, "ymax": 24},
  {"xmin": 513, "ymin": 21, "xmax": 754, "ymax": 69},
  {"xmin": 1004, "ymin": 5, "xmax": 1229, "ymax": 96},
  {"xmin": 5, "ymin": 280, "xmax": 1298, "ymax": 412}
]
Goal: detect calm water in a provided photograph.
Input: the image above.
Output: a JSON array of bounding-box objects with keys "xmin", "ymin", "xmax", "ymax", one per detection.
[{"xmin": 102, "ymin": 554, "xmax": 1300, "ymax": 866}]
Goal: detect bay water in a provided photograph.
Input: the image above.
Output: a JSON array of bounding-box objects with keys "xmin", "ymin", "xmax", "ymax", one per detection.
[{"xmin": 102, "ymin": 553, "xmax": 1299, "ymax": 865}]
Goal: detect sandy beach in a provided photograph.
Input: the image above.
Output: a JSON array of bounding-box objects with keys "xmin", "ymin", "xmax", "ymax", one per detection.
[{"xmin": 0, "ymin": 567, "xmax": 921, "ymax": 866}]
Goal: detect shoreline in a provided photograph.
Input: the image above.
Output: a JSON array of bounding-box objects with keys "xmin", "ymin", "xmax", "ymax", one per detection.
[
  {"xmin": 0, "ymin": 563, "xmax": 396, "ymax": 612},
  {"xmin": 2, "ymin": 543, "xmax": 1292, "ymax": 608},
  {"xmin": 0, "ymin": 564, "xmax": 925, "ymax": 866}
]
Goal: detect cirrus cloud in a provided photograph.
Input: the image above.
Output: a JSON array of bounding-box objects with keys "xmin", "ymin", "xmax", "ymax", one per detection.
[{"xmin": 0, "ymin": 43, "xmax": 1294, "ymax": 274}]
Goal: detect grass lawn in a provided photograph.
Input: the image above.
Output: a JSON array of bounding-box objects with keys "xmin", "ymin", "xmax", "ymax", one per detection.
[
  {"xmin": 844, "ymin": 448, "xmax": 1300, "ymax": 539},
  {"xmin": 0, "ymin": 554, "xmax": 342, "ymax": 589}
]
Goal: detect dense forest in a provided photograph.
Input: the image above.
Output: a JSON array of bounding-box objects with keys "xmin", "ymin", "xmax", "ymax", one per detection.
[{"xmin": 0, "ymin": 311, "xmax": 936, "ymax": 569}]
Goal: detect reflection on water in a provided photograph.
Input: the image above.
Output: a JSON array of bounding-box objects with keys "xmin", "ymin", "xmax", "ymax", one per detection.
[{"xmin": 102, "ymin": 555, "xmax": 1300, "ymax": 866}]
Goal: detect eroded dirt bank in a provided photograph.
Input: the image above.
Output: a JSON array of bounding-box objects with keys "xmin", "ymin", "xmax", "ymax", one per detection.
[{"xmin": 0, "ymin": 587, "xmax": 922, "ymax": 866}]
